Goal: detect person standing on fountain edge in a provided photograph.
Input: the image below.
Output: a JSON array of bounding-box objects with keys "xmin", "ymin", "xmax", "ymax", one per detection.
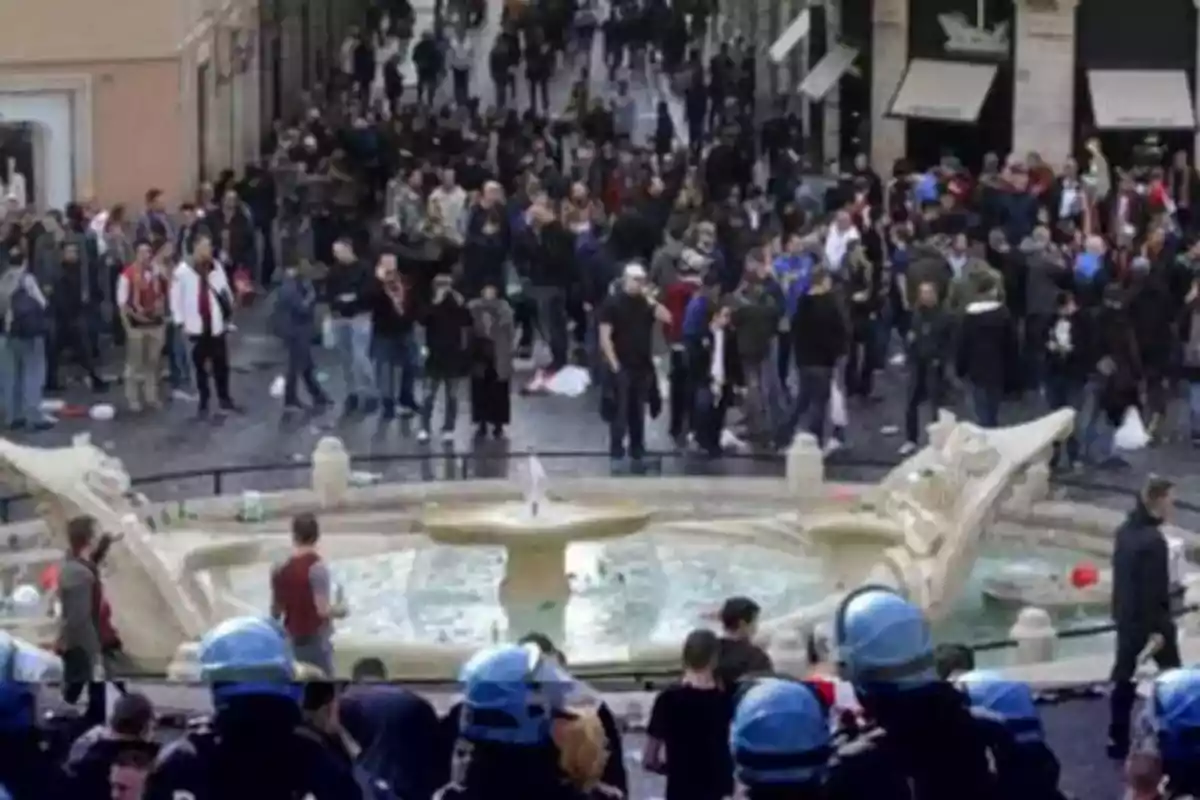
[
  {"xmin": 1108, "ymin": 475, "xmax": 1181, "ymax": 759},
  {"xmin": 270, "ymin": 513, "xmax": 347, "ymax": 675}
]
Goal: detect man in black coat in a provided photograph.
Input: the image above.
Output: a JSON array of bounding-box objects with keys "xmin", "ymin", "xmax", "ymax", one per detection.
[{"xmin": 1108, "ymin": 475, "xmax": 1181, "ymax": 758}]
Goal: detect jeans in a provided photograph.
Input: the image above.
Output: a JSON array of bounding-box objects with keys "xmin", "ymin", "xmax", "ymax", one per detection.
[
  {"xmin": 609, "ymin": 369, "xmax": 650, "ymax": 460},
  {"xmin": 778, "ymin": 365, "xmax": 833, "ymax": 445},
  {"xmin": 373, "ymin": 334, "xmax": 418, "ymax": 407},
  {"xmin": 420, "ymin": 376, "xmax": 461, "ymax": 432},
  {"xmin": 290, "ymin": 634, "xmax": 334, "ymax": 676},
  {"xmin": 693, "ymin": 385, "xmax": 729, "ymax": 454},
  {"xmin": 1188, "ymin": 381, "xmax": 1200, "ymax": 438},
  {"xmin": 284, "ymin": 337, "xmax": 325, "ymax": 405},
  {"xmin": 667, "ymin": 346, "xmax": 691, "ymax": 439},
  {"xmin": 744, "ymin": 344, "xmax": 786, "ymax": 441},
  {"xmin": 527, "ymin": 286, "xmax": 569, "ymax": 370},
  {"xmin": 904, "ymin": 362, "xmax": 944, "ymax": 444},
  {"xmin": 1079, "ymin": 378, "xmax": 1115, "ymax": 462},
  {"xmin": 1, "ymin": 336, "xmax": 46, "ymax": 424},
  {"xmin": 166, "ymin": 324, "xmax": 193, "ymax": 391},
  {"xmin": 970, "ymin": 383, "xmax": 1002, "ymax": 428},
  {"xmin": 330, "ymin": 315, "xmax": 375, "ymax": 399}
]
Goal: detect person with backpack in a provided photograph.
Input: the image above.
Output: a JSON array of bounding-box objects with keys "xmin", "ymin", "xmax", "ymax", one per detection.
[{"xmin": 0, "ymin": 240, "xmax": 54, "ymax": 430}]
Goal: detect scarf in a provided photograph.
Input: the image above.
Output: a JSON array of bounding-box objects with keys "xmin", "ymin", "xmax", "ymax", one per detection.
[
  {"xmin": 470, "ymin": 297, "xmax": 508, "ymax": 340},
  {"xmin": 125, "ymin": 263, "xmax": 166, "ymax": 320}
]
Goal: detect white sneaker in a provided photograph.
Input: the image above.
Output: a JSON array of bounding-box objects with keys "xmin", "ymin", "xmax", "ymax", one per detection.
[
  {"xmin": 898, "ymin": 441, "xmax": 918, "ymax": 456},
  {"xmin": 822, "ymin": 438, "xmax": 843, "ymax": 457},
  {"xmin": 889, "ymin": 353, "xmax": 906, "ymax": 367},
  {"xmin": 417, "ymin": 429, "xmax": 430, "ymax": 442},
  {"xmin": 172, "ymin": 389, "xmax": 198, "ymax": 402},
  {"xmin": 440, "ymin": 430, "xmax": 455, "ymax": 444}
]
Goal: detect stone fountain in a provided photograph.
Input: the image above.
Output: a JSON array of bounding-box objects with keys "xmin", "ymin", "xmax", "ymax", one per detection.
[
  {"xmin": 419, "ymin": 452, "xmax": 651, "ymax": 644},
  {"xmin": 6, "ymin": 408, "xmax": 1178, "ymax": 682}
]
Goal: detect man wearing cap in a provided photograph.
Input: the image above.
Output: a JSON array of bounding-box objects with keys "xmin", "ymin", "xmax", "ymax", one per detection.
[{"xmin": 598, "ymin": 263, "xmax": 671, "ymax": 471}]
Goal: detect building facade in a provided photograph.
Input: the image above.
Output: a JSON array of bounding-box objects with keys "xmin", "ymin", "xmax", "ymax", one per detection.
[
  {"xmin": 762, "ymin": 0, "xmax": 1200, "ymax": 171},
  {"xmin": 865, "ymin": 0, "xmax": 1200, "ymax": 169},
  {"xmin": 0, "ymin": 0, "xmax": 362, "ymax": 211}
]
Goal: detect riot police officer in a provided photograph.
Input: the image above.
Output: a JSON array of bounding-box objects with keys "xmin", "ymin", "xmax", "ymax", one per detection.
[
  {"xmin": 956, "ymin": 671, "xmax": 1068, "ymax": 800},
  {"xmin": 436, "ymin": 642, "xmax": 586, "ymax": 800},
  {"xmin": 730, "ymin": 675, "xmax": 910, "ymax": 799},
  {"xmin": 1133, "ymin": 667, "xmax": 1200, "ymax": 797},
  {"xmin": 0, "ymin": 631, "xmax": 65, "ymax": 799},
  {"xmin": 143, "ymin": 616, "xmax": 364, "ymax": 800},
  {"xmin": 834, "ymin": 585, "xmax": 1010, "ymax": 800}
]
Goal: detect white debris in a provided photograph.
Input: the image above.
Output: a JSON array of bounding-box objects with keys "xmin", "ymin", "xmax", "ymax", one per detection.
[{"xmin": 349, "ymin": 471, "xmax": 383, "ymax": 486}]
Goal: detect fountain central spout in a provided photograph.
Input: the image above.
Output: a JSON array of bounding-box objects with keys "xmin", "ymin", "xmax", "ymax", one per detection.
[
  {"xmin": 420, "ymin": 452, "xmax": 650, "ymax": 645},
  {"xmin": 520, "ymin": 451, "xmax": 547, "ymax": 519}
]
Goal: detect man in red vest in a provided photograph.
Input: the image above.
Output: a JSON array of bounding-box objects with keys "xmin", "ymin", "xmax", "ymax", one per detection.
[
  {"xmin": 270, "ymin": 513, "xmax": 346, "ymax": 675},
  {"xmin": 115, "ymin": 240, "xmax": 169, "ymax": 411}
]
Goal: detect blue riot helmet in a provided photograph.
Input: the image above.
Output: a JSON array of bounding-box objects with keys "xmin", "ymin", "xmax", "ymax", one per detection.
[
  {"xmin": 0, "ymin": 631, "xmax": 56, "ymax": 730},
  {"xmin": 198, "ymin": 616, "xmax": 301, "ymax": 706},
  {"xmin": 834, "ymin": 585, "xmax": 937, "ymax": 689},
  {"xmin": 1151, "ymin": 668, "xmax": 1200, "ymax": 765},
  {"xmin": 458, "ymin": 642, "xmax": 576, "ymax": 746},
  {"xmin": 957, "ymin": 670, "xmax": 1045, "ymax": 745},
  {"xmin": 730, "ymin": 678, "xmax": 832, "ymax": 786}
]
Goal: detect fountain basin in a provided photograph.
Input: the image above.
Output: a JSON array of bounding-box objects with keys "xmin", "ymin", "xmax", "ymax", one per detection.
[{"xmin": 419, "ymin": 500, "xmax": 652, "ymax": 546}]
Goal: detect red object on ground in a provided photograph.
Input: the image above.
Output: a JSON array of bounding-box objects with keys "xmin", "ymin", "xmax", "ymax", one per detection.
[
  {"xmin": 1071, "ymin": 561, "xmax": 1099, "ymax": 589},
  {"xmin": 57, "ymin": 404, "xmax": 89, "ymax": 419},
  {"xmin": 39, "ymin": 563, "xmax": 59, "ymax": 591}
]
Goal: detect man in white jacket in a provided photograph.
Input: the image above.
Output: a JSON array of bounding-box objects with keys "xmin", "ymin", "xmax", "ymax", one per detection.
[{"xmin": 168, "ymin": 233, "xmax": 239, "ymax": 416}]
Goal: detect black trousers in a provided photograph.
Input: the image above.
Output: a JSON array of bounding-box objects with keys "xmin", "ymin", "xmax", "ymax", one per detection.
[
  {"xmin": 667, "ymin": 348, "xmax": 691, "ymax": 439},
  {"xmin": 608, "ymin": 369, "xmax": 650, "ymax": 460},
  {"xmin": 1108, "ymin": 625, "xmax": 1181, "ymax": 747},
  {"xmin": 191, "ymin": 332, "xmax": 232, "ymax": 408},
  {"xmin": 904, "ymin": 362, "xmax": 944, "ymax": 443}
]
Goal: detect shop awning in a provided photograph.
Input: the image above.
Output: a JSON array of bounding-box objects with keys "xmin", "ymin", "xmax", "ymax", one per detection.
[
  {"xmin": 888, "ymin": 58, "xmax": 998, "ymax": 123},
  {"xmin": 799, "ymin": 43, "xmax": 860, "ymax": 101},
  {"xmin": 1087, "ymin": 69, "xmax": 1197, "ymax": 130}
]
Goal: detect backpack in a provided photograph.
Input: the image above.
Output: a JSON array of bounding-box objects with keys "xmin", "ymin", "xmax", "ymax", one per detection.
[{"xmin": 7, "ymin": 278, "xmax": 47, "ymax": 339}]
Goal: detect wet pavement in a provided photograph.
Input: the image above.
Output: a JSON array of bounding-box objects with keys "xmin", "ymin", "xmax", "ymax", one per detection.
[{"xmin": 12, "ymin": 310, "xmax": 1193, "ymax": 517}]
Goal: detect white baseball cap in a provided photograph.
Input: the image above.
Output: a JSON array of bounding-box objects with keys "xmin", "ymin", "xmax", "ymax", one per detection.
[{"xmin": 623, "ymin": 262, "xmax": 647, "ymax": 280}]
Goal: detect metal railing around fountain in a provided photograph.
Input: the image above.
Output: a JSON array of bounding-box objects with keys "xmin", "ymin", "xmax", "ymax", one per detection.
[{"xmin": 0, "ymin": 449, "xmax": 1186, "ymax": 524}]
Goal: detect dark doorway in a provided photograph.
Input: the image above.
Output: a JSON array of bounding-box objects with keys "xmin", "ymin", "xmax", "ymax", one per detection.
[
  {"xmin": 196, "ymin": 63, "xmax": 210, "ymax": 181},
  {"xmin": 0, "ymin": 124, "xmax": 36, "ymax": 206},
  {"xmin": 904, "ymin": 0, "xmax": 1015, "ymax": 170},
  {"xmin": 840, "ymin": 0, "xmax": 873, "ymax": 164},
  {"xmin": 904, "ymin": 64, "xmax": 1013, "ymax": 171},
  {"xmin": 1073, "ymin": 0, "xmax": 1197, "ymax": 166}
]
